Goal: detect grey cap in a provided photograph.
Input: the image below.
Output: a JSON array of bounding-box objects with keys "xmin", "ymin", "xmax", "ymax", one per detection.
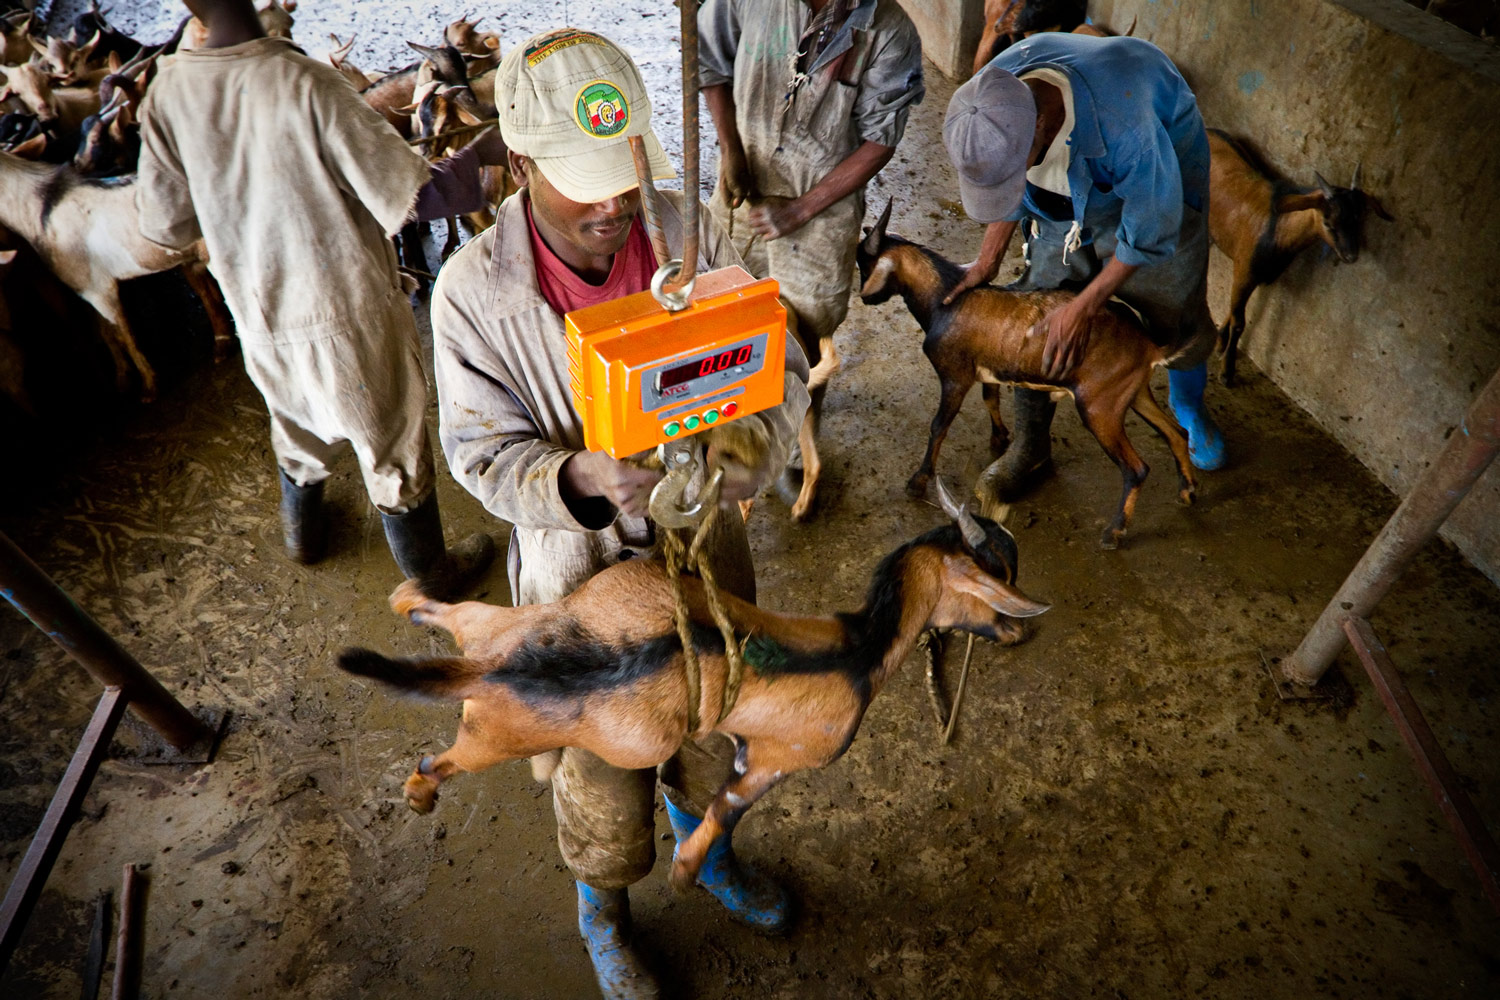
[{"xmin": 943, "ymin": 67, "xmax": 1037, "ymax": 224}]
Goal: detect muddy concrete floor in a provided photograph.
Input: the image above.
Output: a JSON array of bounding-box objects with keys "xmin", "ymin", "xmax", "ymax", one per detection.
[{"xmin": 5, "ymin": 5, "xmax": 1500, "ymax": 1000}]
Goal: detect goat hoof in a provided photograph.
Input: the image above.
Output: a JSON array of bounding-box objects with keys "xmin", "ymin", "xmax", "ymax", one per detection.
[
  {"xmin": 905, "ymin": 476, "xmax": 929, "ymax": 500},
  {"xmin": 668, "ymin": 859, "xmax": 700, "ymax": 895},
  {"xmin": 1179, "ymin": 488, "xmax": 1197, "ymax": 506},
  {"xmin": 1099, "ymin": 530, "xmax": 1123, "ymax": 551}
]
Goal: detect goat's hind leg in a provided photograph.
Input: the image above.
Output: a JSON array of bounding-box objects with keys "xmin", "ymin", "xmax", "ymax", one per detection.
[
  {"xmin": 670, "ymin": 741, "xmax": 798, "ymax": 892},
  {"xmin": 1076, "ymin": 397, "xmax": 1147, "ymax": 550},
  {"xmin": 981, "ymin": 382, "xmax": 1010, "ymax": 457},
  {"xmin": 1131, "ymin": 383, "xmax": 1197, "ymax": 505}
]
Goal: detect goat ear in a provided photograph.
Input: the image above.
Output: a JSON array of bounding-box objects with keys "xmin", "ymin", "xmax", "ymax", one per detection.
[
  {"xmin": 484, "ymin": 35, "xmax": 500, "ymax": 51},
  {"xmin": 1366, "ymin": 194, "xmax": 1394, "ymax": 222},
  {"xmin": 28, "ymin": 36, "xmax": 46, "ymax": 57},
  {"xmin": 408, "ymin": 41, "xmax": 442, "ymax": 63},
  {"xmin": 942, "ymin": 556, "xmax": 1051, "ymax": 619},
  {"xmin": 11, "ymin": 132, "xmax": 46, "ymax": 159}
]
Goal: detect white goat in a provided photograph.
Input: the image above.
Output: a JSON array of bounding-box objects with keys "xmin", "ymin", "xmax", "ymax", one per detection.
[{"xmin": 0, "ymin": 151, "xmax": 231, "ymax": 398}]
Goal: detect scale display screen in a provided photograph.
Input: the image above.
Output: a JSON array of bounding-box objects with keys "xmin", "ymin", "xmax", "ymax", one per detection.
[{"xmin": 657, "ymin": 342, "xmax": 758, "ymax": 392}]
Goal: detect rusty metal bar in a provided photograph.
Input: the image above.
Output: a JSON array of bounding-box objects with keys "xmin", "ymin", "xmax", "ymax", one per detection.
[
  {"xmin": 664, "ymin": 0, "xmax": 700, "ymax": 292},
  {"xmin": 0, "ymin": 530, "xmax": 210, "ymax": 749},
  {"xmin": 1284, "ymin": 366, "xmax": 1500, "ymax": 685},
  {"xmin": 629, "ymin": 135, "xmax": 671, "ymax": 269},
  {"xmin": 1341, "ymin": 616, "xmax": 1500, "ymax": 914},
  {"xmin": 0, "ymin": 687, "xmax": 129, "ymax": 972},
  {"xmin": 109, "ymin": 864, "xmax": 141, "ymax": 1000}
]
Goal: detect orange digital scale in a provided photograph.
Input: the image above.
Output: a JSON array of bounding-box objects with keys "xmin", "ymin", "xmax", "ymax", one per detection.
[{"xmin": 565, "ymin": 265, "xmax": 787, "ymax": 460}]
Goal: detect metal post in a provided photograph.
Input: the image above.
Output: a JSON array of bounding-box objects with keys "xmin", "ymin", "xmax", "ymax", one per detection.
[
  {"xmin": 0, "ymin": 531, "xmax": 210, "ymax": 749},
  {"xmin": 665, "ymin": 0, "xmax": 700, "ymax": 292},
  {"xmin": 1283, "ymin": 366, "xmax": 1500, "ymax": 685},
  {"xmin": 0, "ymin": 687, "xmax": 129, "ymax": 972}
]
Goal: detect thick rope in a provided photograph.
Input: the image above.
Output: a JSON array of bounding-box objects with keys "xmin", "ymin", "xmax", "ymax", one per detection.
[{"xmin": 660, "ymin": 504, "xmax": 748, "ymax": 734}]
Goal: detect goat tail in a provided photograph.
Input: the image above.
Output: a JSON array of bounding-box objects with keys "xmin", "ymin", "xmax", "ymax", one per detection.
[{"xmin": 337, "ymin": 647, "xmax": 487, "ymax": 700}]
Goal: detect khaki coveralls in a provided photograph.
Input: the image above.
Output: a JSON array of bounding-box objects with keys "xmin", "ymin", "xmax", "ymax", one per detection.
[{"xmin": 698, "ymin": 0, "xmax": 925, "ymax": 348}]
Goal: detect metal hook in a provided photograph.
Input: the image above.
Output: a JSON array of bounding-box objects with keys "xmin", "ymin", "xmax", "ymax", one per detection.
[
  {"xmin": 648, "ymin": 438, "xmax": 723, "ymax": 528},
  {"xmin": 650, "ymin": 259, "xmax": 695, "ymax": 313}
]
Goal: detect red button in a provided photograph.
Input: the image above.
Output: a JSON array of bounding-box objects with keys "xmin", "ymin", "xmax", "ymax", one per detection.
[{"xmin": 721, "ymin": 402, "xmax": 739, "ymax": 417}]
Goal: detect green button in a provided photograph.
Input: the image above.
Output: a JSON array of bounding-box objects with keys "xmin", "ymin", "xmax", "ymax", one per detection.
[
  {"xmin": 684, "ymin": 415, "xmax": 701, "ymax": 431},
  {"xmin": 703, "ymin": 409, "xmax": 720, "ymax": 424},
  {"xmin": 664, "ymin": 422, "xmax": 680, "ymax": 437}
]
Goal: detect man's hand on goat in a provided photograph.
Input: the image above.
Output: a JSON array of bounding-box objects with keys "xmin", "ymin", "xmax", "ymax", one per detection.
[
  {"xmin": 1034, "ymin": 299, "xmax": 1093, "ymax": 381},
  {"xmin": 560, "ymin": 450, "xmax": 663, "ymax": 520},
  {"xmin": 943, "ymin": 257, "xmax": 1001, "ymax": 305},
  {"xmin": 747, "ymin": 197, "xmax": 807, "ymax": 240}
]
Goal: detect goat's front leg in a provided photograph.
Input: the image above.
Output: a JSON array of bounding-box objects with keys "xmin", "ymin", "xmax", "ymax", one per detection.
[
  {"xmin": 908, "ymin": 377, "xmax": 972, "ymax": 499},
  {"xmin": 86, "ymin": 287, "xmax": 157, "ymax": 400},
  {"xmin": 670, "ymin": 740, "xmax": 801, "ymax": 892}
]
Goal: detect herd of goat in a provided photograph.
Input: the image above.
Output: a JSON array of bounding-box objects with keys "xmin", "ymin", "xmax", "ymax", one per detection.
[{"xmin": 0, "ymin": 1, "xmax": 1391, "ymax": 486}]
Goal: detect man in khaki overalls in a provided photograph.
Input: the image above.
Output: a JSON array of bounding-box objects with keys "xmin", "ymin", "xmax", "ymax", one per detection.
[{"xmin": 699, "ymin": 0, "xmax": 923, "ymax": 516}]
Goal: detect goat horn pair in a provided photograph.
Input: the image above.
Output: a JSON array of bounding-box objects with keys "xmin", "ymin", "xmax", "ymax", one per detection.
[
  {"xmin": 861, "ymin": 198, "xmax": 893, "ymax": 255},
  {"xmin": 934, "ymin": 477, "xmax": 987, "ymax": 549}
]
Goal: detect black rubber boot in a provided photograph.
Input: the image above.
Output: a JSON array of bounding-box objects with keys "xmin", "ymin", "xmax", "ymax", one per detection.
[
  {"xmin": 380, "ymin": 493, "xmax": 495, "ymax": 600},
  {"xmin": 278, "ymin": 470, "xmax": 326, "ymax": 565},
  {"xmin": 975, "ymin": 387, "xmax": 1057, "ymax": 505}
]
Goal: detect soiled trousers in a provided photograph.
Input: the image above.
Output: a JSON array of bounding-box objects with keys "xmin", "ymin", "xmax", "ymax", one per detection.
[
  {"xmin": 545, "ymin": 509, "xmax": 755, "ymax": 889},
  {"xmin": 239, "ymin": 308, "xmax": 435, "ymax": 515}
]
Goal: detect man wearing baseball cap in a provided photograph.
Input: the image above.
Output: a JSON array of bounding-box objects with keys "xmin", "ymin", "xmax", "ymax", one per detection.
[
  {"xmin": 943, "ymin": 32, "xmax": 1226, "ymax": 509},
  {"xmin": 429, "ymin": 28, "xmax": 811, "ymax": 1000}
]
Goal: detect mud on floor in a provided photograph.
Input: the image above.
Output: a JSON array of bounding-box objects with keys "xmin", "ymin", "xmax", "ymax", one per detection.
[{"xmin": 4, "ymin": 4, "xmax": 1500, "ymax": 1000}]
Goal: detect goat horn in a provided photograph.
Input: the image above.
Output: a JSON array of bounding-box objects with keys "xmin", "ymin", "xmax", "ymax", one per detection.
[
  {"xmin": 862, "ymin": 198, "xmax": 893, "ymax": 255},
  {"xmin": 934, "ymin": 477, "xmax": 987, "ymax": 549},
  {"xmin": 408, "ymin": 41, "xmax": 443, "ymax": 61},
  {"xmin": 1350, "ymin": 161, "xmax": 1362, "ymax": 190}
]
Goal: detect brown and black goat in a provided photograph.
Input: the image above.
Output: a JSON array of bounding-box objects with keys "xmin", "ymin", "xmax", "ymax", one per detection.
[
  {"xmin": 972, "ymin": 0, "xmax": 1092, "ymax": 75},
  {"xmin": 337, "ymin": 482, "xmax": 1048, "ymax": 890},
  {"xmin": 856, "ymin": 202, "xmax": 1197, "ymax": 549},
  {"xmin": 1207, "ymin": 128, "xmax": 1393, "ymax": 387}
]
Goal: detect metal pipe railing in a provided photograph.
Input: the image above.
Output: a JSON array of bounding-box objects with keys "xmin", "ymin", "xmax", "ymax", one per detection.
[
  {"xmin": 0, "ymin": 530, "xmax": 211, "ymax": 749},
  {"xmin": 1284, "ymin": 365, "xmax": 1500, "ymax": 685}
]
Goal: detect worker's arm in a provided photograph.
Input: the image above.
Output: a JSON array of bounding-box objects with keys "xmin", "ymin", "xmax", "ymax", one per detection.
[
  {"xmin": 1034, "ymin": 256, "xmax": 1138, "ymax": 380},
  {"xmin": 703, "ymin": 83, "xmax": 754, "ymax": 208},
  {"xmin": 746, "ymin": 140, "xmax": 895, "ymax": 240},
  {"xmin": 943, "ymin": 218, "xmax": 1018, "ymax": 304}
]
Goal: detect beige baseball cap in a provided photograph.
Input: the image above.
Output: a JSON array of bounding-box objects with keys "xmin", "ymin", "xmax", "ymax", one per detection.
[{"xmin": 497, "ymin": 28, "xmax": 675, "ymax": 204}]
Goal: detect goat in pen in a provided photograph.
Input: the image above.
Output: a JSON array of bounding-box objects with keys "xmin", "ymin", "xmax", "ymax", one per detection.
[
  {"xmin": 856, "ymin": 201, "xmax": 1198, "ymax": 549},
  {"xmin": 337, "ymin": 481, "xmax": 1048, "ymax": 890}
]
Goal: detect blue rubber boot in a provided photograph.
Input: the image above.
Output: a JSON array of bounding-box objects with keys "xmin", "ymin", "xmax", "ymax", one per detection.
[
  {"xmin": 1168, "ymin": 364, "xmax": 1227, "ymax": 471},
  {"xmin": 575, "ymin": 882, "xmax": 659, "ymax": 1000},
  {"xmin": 663, "ymin": 792, "xmax": 792, "ymax": 934}
]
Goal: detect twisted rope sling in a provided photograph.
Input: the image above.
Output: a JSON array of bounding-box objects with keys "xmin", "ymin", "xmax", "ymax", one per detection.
[{"xmin": 660, "ymin": 507, "xmax": 749, "ymax": 734}]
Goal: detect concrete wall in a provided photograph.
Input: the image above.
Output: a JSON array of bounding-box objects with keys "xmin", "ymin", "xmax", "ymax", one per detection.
[
  {"xmin": 897, "ymin": 0, "xmax": 986, "ymax": 79},
  {"xmin": 1082, "ymin": 0, "xmax": 1500, "ymax": 584}
]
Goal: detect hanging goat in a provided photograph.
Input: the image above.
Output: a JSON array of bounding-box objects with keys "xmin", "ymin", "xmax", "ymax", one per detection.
[{"xmin": 337, "ymin": 481, "xmax": 1048, "ymax": 890}]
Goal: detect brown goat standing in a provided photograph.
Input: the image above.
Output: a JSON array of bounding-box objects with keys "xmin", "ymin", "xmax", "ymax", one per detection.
[
  {"xmin": 337, "ymin": 485, "xmax": 1048, "ymax": 890},
  {"xmin": 1207, "ymin": 129, "xmax": 1393, "ymax": 386},
  {"xmin": 856, "ymin": 202, "xmax": 1197, "ymax": 549}
]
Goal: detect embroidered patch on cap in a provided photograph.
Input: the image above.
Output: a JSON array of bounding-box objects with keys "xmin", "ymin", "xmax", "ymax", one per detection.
[
  {"xmin": 525, "ymin": 28, "xmax": 608, "ymax": 67},
  {"xmin": 575, "ymin": 80, "xmax": 629, "ymax": 138}
]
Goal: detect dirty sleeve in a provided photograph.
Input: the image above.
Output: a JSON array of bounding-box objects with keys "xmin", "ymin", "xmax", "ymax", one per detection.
[
  {"xmin": 696, "ymin": 0, "xmax": 742, "ymax": 90},
  {"xmin": 135, "ymin": 89, "xmax": 203, "ymax": 251},
  {"xmin": 852, "ymin": 12, "xmax": 925, "ymax": 148}
]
